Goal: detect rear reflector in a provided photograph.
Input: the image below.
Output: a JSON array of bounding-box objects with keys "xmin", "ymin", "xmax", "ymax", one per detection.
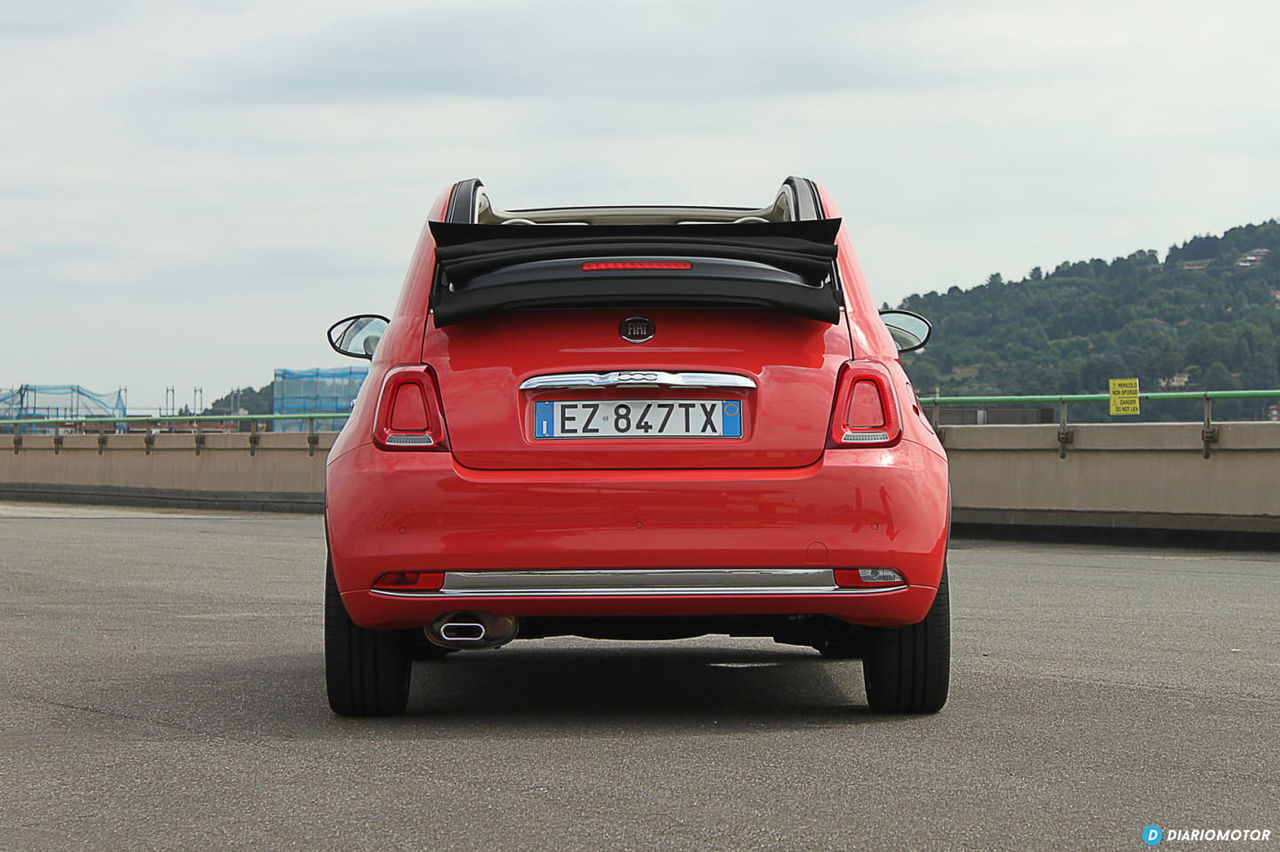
[
  {"xmin": 835, "ymin": 568, "xmax": 905, "ymax": 587},
  {"xmin": 384, "ymin": 434, "xmax": 436, "ymax": 446},
  {"xmin": 839, "ymin": 430, "xmax": 891, "ymax": 443},
  {"xmin": 581, "ymin": 261, "xmax": 693, "ymax": 271},
  {"xmin": 372, "ymin": 571, "xmax": 445, "ymax": 590}
]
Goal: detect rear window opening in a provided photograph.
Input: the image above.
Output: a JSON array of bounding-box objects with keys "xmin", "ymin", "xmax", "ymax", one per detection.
[{"xmin": 469, "ymin": 177, "xmax": 818, "ymax": 226}]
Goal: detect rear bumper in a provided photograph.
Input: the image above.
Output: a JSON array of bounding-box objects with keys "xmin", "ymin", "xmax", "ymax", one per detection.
[
  {"xmin": 326, "ymin": 440, "xmax": 948, "ymax": 629},
  {"xmin": 341, "ymin": 585, "xmax": 938, "ymax": 630}
]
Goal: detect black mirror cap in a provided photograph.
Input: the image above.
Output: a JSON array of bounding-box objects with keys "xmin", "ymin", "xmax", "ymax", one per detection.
[
  {"xmin": 327, "ymin": 314, "xmax": 390, "ymax": 360},
  {"xmin": 879, "ymin": 309, "xmax": 932, "ymax": 353}
]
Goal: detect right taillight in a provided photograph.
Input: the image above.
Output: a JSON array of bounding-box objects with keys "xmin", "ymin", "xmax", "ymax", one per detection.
[
  {"xmin": 373, "ymin": 366, "xmax": 447, "ymax": 450},
  {"xmin": 826, "ymin": 360, "xmax": 902, "ymax": 448}
]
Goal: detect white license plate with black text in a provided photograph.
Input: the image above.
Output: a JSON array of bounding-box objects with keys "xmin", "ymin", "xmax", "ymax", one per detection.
[{"xmin": 534, "ymin": 399, "xmax": 743, "ymax": 439}]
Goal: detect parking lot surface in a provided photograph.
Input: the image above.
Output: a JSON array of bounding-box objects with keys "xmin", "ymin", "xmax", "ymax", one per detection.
[{"xmin": 1, "ymin": 502, "xmax": 1277, "ymax": 850}]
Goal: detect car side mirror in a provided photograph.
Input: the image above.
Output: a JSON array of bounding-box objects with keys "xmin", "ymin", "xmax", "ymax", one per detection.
[
  {"xmin": 328, "ymin": 314, "xmax": 390, "ymax": 360},
  {"xmin": 879, "ymin": 310, "xmax": 932, "ymax": 353}
]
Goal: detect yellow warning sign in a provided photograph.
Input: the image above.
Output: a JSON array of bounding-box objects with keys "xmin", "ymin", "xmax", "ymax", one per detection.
[{"xmin": 1109, "ymin": 378, "xmax": 1141, "ymax": 416}]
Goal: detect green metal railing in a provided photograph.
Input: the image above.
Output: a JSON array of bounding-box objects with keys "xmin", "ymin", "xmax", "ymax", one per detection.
[
  {"xmin": 0, "ymin": 412, "xmax": 351, "ymax": 430},
  {"xmin": 918, "ymin": 389, "xmax": 1280, "ymax": 406},
  {"xmin": 0, "ymin": 412, "xmax": 353, "ymax": 458},
  {"xmin": 918, "ymin": 388, "xmax": 1280, "ymax": 458},
  {"xmin": 3, "ymin": 390, "xmax": 1277, "ymax": 460}
]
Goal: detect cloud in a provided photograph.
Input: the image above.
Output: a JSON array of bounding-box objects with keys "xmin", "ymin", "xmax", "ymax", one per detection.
[
  {"xmin": 0, "ymin": 1, "xmax": 143, "ymax": 39},
  {"xmin": 196, "ymin": 1, "xmax": 944, "ymax": 104}
]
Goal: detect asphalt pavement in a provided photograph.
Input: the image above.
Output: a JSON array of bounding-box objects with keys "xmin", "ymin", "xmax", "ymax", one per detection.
[{"xmin": 1, "ymin": 501, "xmax": 1276, "ymax": 851}]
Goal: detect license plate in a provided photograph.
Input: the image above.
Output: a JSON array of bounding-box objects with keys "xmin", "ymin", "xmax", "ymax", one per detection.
[{"xmin": 534, "ymin": 399, "xmax": 743, "ymax": 439}]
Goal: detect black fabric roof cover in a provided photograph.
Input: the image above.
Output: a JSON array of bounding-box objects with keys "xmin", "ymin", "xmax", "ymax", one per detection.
[{"xmin": 428, "ymin": 218, "xmax": 842, "ymax": 327}]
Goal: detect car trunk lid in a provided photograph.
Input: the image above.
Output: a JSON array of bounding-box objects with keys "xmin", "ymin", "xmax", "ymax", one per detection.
[{"xmin": 425, "ymin": 308, "xmax": 851, "ymax": 470}]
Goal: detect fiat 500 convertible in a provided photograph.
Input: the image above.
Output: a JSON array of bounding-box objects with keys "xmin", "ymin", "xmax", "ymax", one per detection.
[{"xmin": 324, "ymin": 177, "xmax": 949, "ymax": 715}]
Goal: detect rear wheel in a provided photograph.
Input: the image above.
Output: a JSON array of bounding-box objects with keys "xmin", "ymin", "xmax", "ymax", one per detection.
[
  {"xmin": 862, "ymin": 566, "xmax": 950, "ymax": 713},
  {"xmin": 325, "ymin": 560, "xmax": 413, "ymax": 716}
]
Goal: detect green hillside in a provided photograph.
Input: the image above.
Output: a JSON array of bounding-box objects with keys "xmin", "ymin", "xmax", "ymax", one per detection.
[
  {"xmin": 897, "ymin": 220, "xmax": 1280, "ymax": 418},
  {"xmin": 202, "ymin": 384, "xmax": 273, "ymax": 416}
]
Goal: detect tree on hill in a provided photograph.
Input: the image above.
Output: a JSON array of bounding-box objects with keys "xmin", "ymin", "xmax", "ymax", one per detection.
[
  {"xmin": 1167, "ymin": 235, "xmax": 1221, "ymax": 264},
  {"xmin": 202, "ymin": 383, "xmax": 274, "ymax": 416},
  {"xmin": 898, "ymin": 219, "xmax": 1280, "ymax": 419}
]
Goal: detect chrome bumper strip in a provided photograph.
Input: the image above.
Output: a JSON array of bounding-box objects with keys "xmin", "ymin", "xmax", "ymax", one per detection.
[
  {"xmin": 518, "ymin": 371, "xmax": 756, "ymax": 391},
  {"xmin": 446, "ymin": 568, "xmax": 834, "ymax": 593},
  {"xmin": 368, "ymin": 568, "xmax": 908, "ymax": 598}
]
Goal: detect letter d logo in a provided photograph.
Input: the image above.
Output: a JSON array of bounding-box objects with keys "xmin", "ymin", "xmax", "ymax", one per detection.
[{"xmin": 1143, "ymin": 825, "xmax": 1163, "ymax": 846}]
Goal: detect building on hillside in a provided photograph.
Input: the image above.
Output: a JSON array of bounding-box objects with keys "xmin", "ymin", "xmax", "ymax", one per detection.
[
  {"xmin": 1181, "ymin": 260, "xmax": 1211, "ymax": 270},
  {"xmin": 273, "ymin": 367, "xmax": 369, "ymax": 432},
  {"xmin": 1157, "ymin": 373, "xmax": 1190, "ymax": 390},
  {"xmin": 1236, "ymin": 248, "xmax": 1270, "ymax": 268}
]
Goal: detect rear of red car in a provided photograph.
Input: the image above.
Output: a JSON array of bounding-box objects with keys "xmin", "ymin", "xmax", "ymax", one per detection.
[{"xmin": 324, "ymin": 177, "xmax": 949, "ymax": 716}]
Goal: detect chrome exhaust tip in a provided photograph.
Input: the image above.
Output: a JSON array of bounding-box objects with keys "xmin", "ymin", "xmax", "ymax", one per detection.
[
  {"xmin": 427, "ymin": 612, "xmax": 518, "ymax": 650},
  {"xmin": 439, "ymin": 621, "xmax": 485, "ymax": 642}
]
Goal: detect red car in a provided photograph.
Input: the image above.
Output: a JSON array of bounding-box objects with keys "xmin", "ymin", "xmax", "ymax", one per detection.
[{"xmin": 324, "ymin": 177, "xmax": 949, "ymax": 716}]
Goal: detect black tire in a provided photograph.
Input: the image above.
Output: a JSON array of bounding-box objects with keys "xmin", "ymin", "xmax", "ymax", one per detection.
[
  {"xmin": 408, "ymin": 634, "xmax": 454, "ymax": 661},
  {"xmin": 325, "ymin": 560, "xmax": 412, "ymax": 716},
  {"xmin": 862, "ymin": 566, "xmax": 950, "ymax": 713}
]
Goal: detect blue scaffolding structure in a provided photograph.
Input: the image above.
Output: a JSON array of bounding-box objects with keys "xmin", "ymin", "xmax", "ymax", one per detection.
[
  {"xmin": 0, "ymin": 385, "xmax": 127, "ymax": 432},
  {"xmin": 273, "ymin": 367, "xmax": 368, "ymax": 432}
]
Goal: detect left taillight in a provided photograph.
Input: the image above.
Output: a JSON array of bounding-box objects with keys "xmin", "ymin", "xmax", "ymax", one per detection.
[
  {"xmin": 826, "ymin": 360, "xmax": 903, "ymax": 449},
  {"xmin": 373, "ymin": 366, "xmax": 447, "ymax": 450}
]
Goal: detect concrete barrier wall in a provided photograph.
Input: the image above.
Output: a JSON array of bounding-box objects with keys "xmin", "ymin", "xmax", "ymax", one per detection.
[
  {"xmin": 2, "ymin": 423, "xmax": 1278, "ymax": 530},
  {"xmin": 0, "ymin": 433, "xmax": 335, "ymax": 512},
  {"xmin": 942, "ymin": 422, "xmax": 1280, "ymax": 533}
]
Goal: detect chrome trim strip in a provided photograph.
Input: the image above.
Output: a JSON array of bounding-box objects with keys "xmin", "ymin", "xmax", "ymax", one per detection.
[
  {"xmin": 371, "ymin": 584, "xmax": 907, "ymax": 599},
  {"xmin": 446, "ymin": 568, "xmax": 833, "ymax": 592},
  {"xmin": 519, "ymin": 371, "xmax": 757, "ymax": 391},
  {"xmin": 367, "ymin": 568, "xmax": 908, "ymax": 598}
]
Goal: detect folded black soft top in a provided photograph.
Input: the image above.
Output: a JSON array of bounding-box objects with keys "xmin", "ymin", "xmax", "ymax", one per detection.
[{"xmin": 428, "ymin": 218, "xmax": 842, "ymax": 327}]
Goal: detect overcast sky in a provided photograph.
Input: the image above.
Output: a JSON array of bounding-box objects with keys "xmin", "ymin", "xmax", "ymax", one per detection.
[{"xmin": 2, "ymin": 0, "xmax": 1277, "ymax": 411}]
